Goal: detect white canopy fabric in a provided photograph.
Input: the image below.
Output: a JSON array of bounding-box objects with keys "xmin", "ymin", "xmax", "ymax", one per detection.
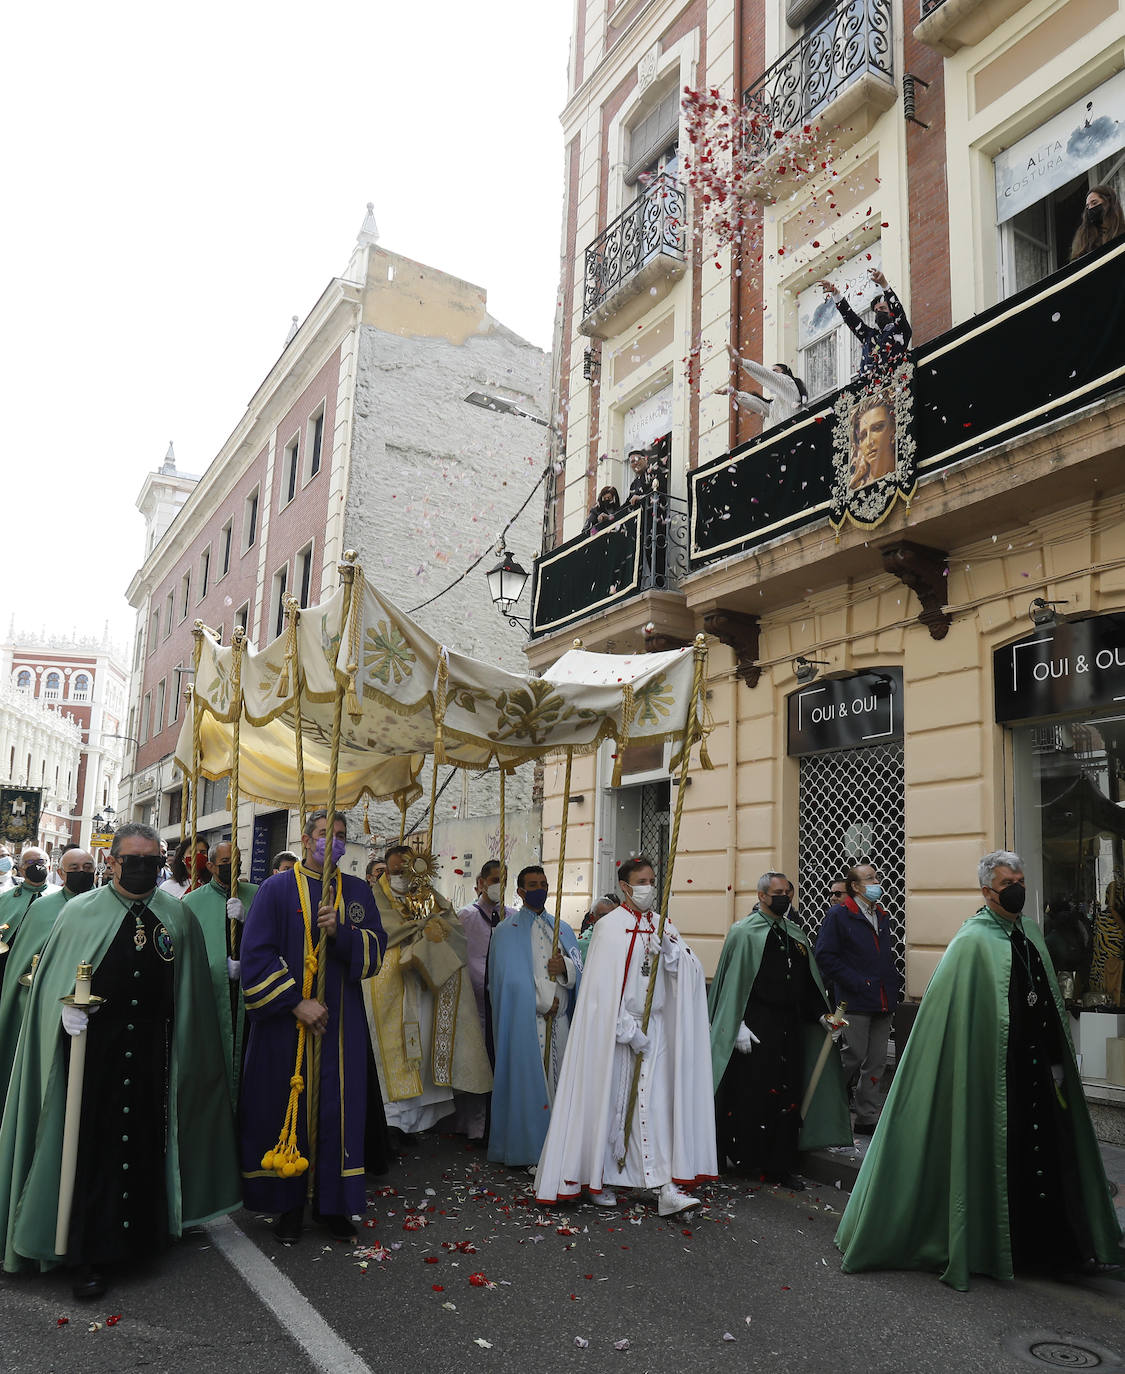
[{"xmin": 174, "ymin": 568, "xmax": 710, "ymax": 810}]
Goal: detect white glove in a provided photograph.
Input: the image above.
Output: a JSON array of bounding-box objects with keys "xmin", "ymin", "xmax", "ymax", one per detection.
[
  {"xmin": 659, "ymin": 930, "xmax": 681, "ymax": 967},
  {"xmin": 615, "ymin": 1011, "xmax": 651, "ymax": 1054},
  {"xmin": 226, "ymin": 897, "xmax": 245, "ymax": 923},
  {"xmin": 819, "ymin": 1014, "xmax": 844, "ymax": 1041},
  {"xmin": 628, "ymin": 1025, "xmax": 651, "ymax": 1055},
  {"xmin": 735, "ymin": 1023, "xmax": 760, "ymax": 1054},
  {"xmin": 227, "ymin": 957, "xmax": 241, "ymax": 982},
  {"xmin": 62, "ymin": 1005, "xmax": 89, "ymax": 1037},
  {"xmin": 1051, "ymin": 1063, "xmax": 1065, "ymax": 1086}
]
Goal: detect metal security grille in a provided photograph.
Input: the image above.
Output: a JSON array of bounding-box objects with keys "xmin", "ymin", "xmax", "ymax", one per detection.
[
  {"xmin": 797, "ymin": 741, "xmax": 906, "ymax": 975},
  {"xmin": 639, "ymin": 781, "xmax": 671, "ymax": 903}
]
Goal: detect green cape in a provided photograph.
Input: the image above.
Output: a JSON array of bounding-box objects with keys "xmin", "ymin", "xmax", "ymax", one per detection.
[
  {"xmin": 836, "ymin": 909, "xmax": 1122, "ymax": 1290},
  {"xmin": 182, "ymin": 878, "xmax": 257, "ymax": 1102},
  {"xmin": 0, "ymin": 884, "xmax": 241, "ymax": 1272},
  {"xmin": 708, "ymin": 910, "xmax": 852, "ymax": 1150},
  {"xmin": 0, "ymin": 886, "xmax": 74, "ymax": 1104}
]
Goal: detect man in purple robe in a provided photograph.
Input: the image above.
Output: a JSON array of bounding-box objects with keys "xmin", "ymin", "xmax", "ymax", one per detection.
[{"xmin": 239, "ymin": 810, "xmax": 385, "ymax": 1244}]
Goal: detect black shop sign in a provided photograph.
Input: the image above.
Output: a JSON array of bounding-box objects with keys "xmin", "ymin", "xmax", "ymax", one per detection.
[
  {"xmin": 994, "ymin": 614, "xmax": 1125, "ymax": 723},
  {"xmin": 787, "ymin": 668, "xmax": 903, "ymax": 757}
]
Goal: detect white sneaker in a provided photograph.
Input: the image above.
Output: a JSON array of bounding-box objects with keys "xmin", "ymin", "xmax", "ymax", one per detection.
[
  {"xmin": 657, "ymin": 1183, "xmax": 699, "ymax": 1216},
  {"xmin": 589, "ymin": 1188, "xmax": 617, "ymax": 1207}
]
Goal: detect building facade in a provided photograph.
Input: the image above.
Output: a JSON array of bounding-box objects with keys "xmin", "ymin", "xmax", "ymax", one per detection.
[
  {"xmin": 0, "ymin": 675, "xmax": 83, "ymax": 856},
  {"xmin": 529, "ymin": 0, "xmax": 1125, "ymax": 1119},
  {"xmin": 120, "ymin": 209, "xmax": 550, "ymax": 882}
]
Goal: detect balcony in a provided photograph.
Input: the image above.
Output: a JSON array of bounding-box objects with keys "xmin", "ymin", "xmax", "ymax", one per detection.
[
  {"xmin": 742, "ymin": 0, "xmax": 896, "ymax": 200},
  {"xmin": 688, "ymin": 239, "xmax": 1125, "ymax": 575},
  {"xmin": 915, "ymin": 0, "xmax": 1032, "ymax": 57},
  {"xmin": 578, "ymin": 174, "xmax": 687, "ymax": 340},
  {"xmin": 529, "ymin": 493, "xmax": 691, "ymax": 643}
]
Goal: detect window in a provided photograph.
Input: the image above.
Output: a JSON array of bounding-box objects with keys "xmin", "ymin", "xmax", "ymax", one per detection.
[
  {"xmin": 308, "ymin": 408, "xmax": 324, "ymax": 478},
  {"xmin": 270, "ymin": 564, "xmax": 289, "ymax": 640},
  {"xmin": 243, "ymin": 488, "xmax": 259, "ymax": 551},
  {"xmin": 15, "ymin": 670, "xmax": 31, "ymax": 692},
  {"xmin": 282, "ymin": 436, "xmax": 300, "ymax": 507},
  {"xmin": 167, "ymin": 787, "xmax": 183, "ymax": 827},
  {"xmin": 796, "ymin": 245, "xmax": 882, "ymax": 401},
  {"xmin": 155, "ymin": 678, "xmax": 167, "ymax": 735},
  {"xmin": 149, "ymin": 610, "xmax": 159, "ymax": 655},
  {"xmin": 199, "ymin": 546, "xmax": 211, "ymax": 600},
  {"xmin": 180, "ymin": 571, "xmax": 191, "ymax": 621},
  {"xmin": 220, "ymin": 520, "xmax": 233, "ymax": 577},
  {"xmin": 297, "ymin": 542, "xmax": 314, "ymax": 608},
  {"xmin": 43, "ymin": 672, "xmax": 61, "ymax": 700},
  {"xmin": 235, "ymin": 602, "xmax": 250, "ymax": 634},
  {"xmin": 202, "ymin": 777, "xmax": 228, "ymax": 814},
  {"xmin": 141, "ymin": 692, "xmax": 151, "ymax": 743},
  {"xmin": 71, "ymin": 673, "xmax": 90, "ymax": 701},
  {"xmin": 164, "ymin": 591, "xmax": 174, "ymax": 639},
  {"xmin": 170, "ymin": 665, "xmax": 182, "ymax": 724},
  {"xmin": 625, "ymin": 84, "xmax": 680, "ymax": 185}
]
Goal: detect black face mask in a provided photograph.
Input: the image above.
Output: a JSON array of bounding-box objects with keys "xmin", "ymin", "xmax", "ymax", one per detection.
[
  {"xmin": 216, "ymin": 864, "xmax": 233, "ymax": 889},
  {"xmin": 768, "ymin": 894, "xmax": 789, "ymax": 917},
  {"xmin": 65, "ymin": 871, "xmax": 96, "ymax": 895},
  {"xmin": 24, "ymin": 862, "xmax": 48, "ymax": 885},
  {"xmin": 117, "ymin": 854, "xmax": 162, "ymax": 895},
  {"xmin": 994, "ymin": 883, "xmax": 1026, "ymax": 915},
  {"xmin": 1086, "ymin": 203, "xmax": 1105, "ymax": 225}
]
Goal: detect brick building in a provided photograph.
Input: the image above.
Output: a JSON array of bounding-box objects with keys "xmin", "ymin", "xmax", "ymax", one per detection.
[
  {"xmin": 120, "ymin": 207, "xmax": 549, "ymax": 881},
  {"xmin": 1, "ymin": 630, "xmax": 127, "ymax": 851},
  {"xmin": 528, "ymin": 0, "xmax": 1125, "ymax": 1117}
]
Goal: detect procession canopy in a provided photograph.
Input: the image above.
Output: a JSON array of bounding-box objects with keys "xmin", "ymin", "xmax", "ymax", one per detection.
[{"xmin": 174, "ymin": 569, "xmax": 711, "ymax": 809}]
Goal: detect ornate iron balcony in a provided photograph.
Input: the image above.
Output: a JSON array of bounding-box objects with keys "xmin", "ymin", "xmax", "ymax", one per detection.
[
  {"xmin": 742, "ymin": 0, "xmax": 893, "ymax": 159},
  {"xmin": 582, "ymin": 174, "xmax": 686, "ymax": 320}
]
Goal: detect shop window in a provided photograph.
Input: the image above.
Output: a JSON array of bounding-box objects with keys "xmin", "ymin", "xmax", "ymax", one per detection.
[{"xmin": 796, "ymin": 244, "xmax": 881, "ymax": 401}]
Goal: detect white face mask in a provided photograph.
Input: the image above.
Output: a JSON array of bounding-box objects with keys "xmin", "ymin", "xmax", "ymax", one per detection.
[
  {"xmin": 628, "ymin": 884, "xmax": 655, "ymax": 912},
  {"xmin": 389, "ymin": 874, "xmax": 409, "ymax": 894},
  {"xmin": 485, "ymin": 883, "xmax": 503, "ymax": 905}
]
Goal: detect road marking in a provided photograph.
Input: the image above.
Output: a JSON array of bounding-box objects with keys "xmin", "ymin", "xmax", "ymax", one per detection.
[{"xmin": 206, "ymin": 1216, "xmax": 373, "ymax": 1374}]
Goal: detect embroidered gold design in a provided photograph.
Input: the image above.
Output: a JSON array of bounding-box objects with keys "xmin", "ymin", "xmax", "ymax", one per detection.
[{"xmin": 431, "ymin": 972, "xmax": 459, "ymax": 1087}]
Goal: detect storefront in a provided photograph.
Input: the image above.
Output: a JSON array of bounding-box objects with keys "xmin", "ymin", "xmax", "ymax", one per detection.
[{"xmin": 997, "ymin": 613, "xmax": 1125, "ymax": 1087}]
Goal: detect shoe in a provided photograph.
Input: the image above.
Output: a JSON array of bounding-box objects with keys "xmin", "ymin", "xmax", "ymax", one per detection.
[
  {"xmin": 274, "ymin": 1206, "xmax": 303, "ymax": 1244},
  {"xmin": 589, "ymin": 1188, "xmax": 617, "ymax": 1207},
  {"xmin": 768, "ymin": 1173, "xmax": 807, "ymax": 1191},
  {"xmin": 317, "ymin": 1213, "xmax": 358, "ymax": 1241},
  {"xmin": 853, "ymin": 1120, "xmax": 878, "ymax": 1136},
  {"xmin": 657, "ymin": 1183, "xmax": 700, "ymax": 1216},
  {"xmin": 72, "ymin": 1267, "xmax": 106, "ymax": 1301}
]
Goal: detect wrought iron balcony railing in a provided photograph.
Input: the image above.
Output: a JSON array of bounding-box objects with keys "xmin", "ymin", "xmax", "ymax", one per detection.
[
  {"xmin": 742, "ymin": 0, "xmax": 893, "ymax": 158},
  {"xmin": 582, "ymin": 174, "xmax": 686, "ymax": 320},
  {"xmin": 530, "ymin": 492, "xmax": 688, "ymax": 639}
]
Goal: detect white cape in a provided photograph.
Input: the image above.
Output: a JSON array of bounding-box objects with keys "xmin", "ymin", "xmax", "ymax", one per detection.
[{"xmin": 534, "ymin": 906, "xmax": 717, "ymax": 1202}]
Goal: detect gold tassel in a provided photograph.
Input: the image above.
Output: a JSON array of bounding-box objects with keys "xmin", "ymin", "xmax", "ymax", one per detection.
[{"xmin": 344, "ymin": 565, "xmax": 365, "ymax": 721}]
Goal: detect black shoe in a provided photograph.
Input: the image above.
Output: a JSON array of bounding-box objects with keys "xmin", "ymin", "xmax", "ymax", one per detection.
[
  {"xmin": 316, "ymin": 1212, "xmax": 358, "ymax": 1241},
  {"xmin": 768, "ymin": 1172, "xmax": 807, "ymax": 1191},
  {"xmin": 72, "ymin": 1267, "xmax": 106, "ymax": 1301},
  {"xmin": 274, "ymin": 1206, "xmax": 303, "ymax": 1244},
  {"xmin": 853, "ymin": 1120, "xmax": 878, "ymax": 1136}
]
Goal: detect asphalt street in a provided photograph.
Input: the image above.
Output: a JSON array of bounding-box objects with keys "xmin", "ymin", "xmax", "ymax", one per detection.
[{"xmin": 2, "ymin": 1132, "xmax": 1124, "ymax": 1374}]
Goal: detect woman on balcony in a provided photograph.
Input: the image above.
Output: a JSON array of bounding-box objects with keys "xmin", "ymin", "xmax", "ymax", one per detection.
[
  {"xmin": 1070, "ymin": 184, "xmax": 1124, "ymax": 262},
  {"xmin": 582, "ymin": 486, "xmax": 623, "ymax": 537},
  {"xmin": 717, "ymin": 345, "xmax": 807, "ymax": 428}
]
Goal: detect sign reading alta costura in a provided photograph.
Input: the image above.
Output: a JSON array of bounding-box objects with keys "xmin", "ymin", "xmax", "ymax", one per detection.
[
  {"xmin": 787, "ymin": 668, "xmax": 904, "ymax": 757},
  {"xmin": 994, "ymin": 613, "xmax": 1125, "ymax": 723}
]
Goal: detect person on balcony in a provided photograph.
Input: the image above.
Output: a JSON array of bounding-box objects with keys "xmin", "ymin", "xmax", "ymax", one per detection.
[
  {"xmin": 581, "ymin": 486, "xmax": 623, "ymax": 537},
  {"xmin": 1070, "ymin": 184, "xmax": 1124, "ymax": 261},
  {"xmin": 819, "ymin": 268, "xmax": 911, "ymax": 378},
  {"xmin": 717, "ymin": 346, "xmax": 807, "ymax": 428}
]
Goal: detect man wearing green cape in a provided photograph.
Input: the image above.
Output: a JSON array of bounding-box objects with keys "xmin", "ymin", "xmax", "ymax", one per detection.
[
  {"xmin": 183, "ymin": 837, "xmax": 257, "ymax": 1103},
  {"xmin": 708, "ymin": 872, "xmax": 852, "ymax": 1189},
  {"xmin": 0, "ymin": 848, "xmax": 97, "ymax": 1105},
  {"xmin": 0, "ymin": 823, "xmax": 240, "ymax": 1300},
  {"xmin": 0, "ymin": 846, "xmax": 55, "ymax": 991},
  {"xmin": 837, "ymin": 850, "xmax": 1122, "ymax": 1290}
]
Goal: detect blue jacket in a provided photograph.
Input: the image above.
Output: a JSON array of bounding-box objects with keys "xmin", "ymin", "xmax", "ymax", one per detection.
[{"xmin": 814, "ymin": 898, "xmax": 902, "ymax": 1015}]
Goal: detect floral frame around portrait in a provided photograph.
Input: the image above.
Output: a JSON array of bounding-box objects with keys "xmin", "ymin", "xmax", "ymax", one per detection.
[{"xmin": 829, "ymin": 360, "xmax": 917, "ymax": 532}]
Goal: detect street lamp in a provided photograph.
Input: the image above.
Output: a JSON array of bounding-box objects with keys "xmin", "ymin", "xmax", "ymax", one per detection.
[
  {"xmin": 486, "ymin": 550, "xmax": 531, "ymax": 631},
  {"xmin": 463, "ymin": 390, "xmax": 552, "ymax": 428}
]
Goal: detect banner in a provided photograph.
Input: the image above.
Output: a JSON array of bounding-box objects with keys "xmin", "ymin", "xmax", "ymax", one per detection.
[{"xmin": 0, "ymin": 788, "xmax": 42, "ymax": 846}]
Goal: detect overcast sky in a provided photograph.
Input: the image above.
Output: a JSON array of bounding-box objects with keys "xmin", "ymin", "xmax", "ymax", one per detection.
[{"xmin": 2, "ymin": 1, "xmax": 571, "ymax": 651}]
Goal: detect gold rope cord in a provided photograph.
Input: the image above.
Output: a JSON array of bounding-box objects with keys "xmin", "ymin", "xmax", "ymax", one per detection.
[
  {"xmin": 616, "ymin": 634, "xmax": 708, "ymax": 1169},
  {"xmin": 306, "ymin": 553, "xmax": 357, "ymax": 1201},
  {"xmin": 189, "ymin": 625, "xmax": 204, "ymax": 890},
  {"xmin": 179, "ymin": 688, "xmax": 192, "ymax": 847},
  {"xmin": 285, "ymin": 597, "xmax": 309, "ymax": 826},
  {"xmin": 542, "ymin": 747, "xmax": 573, "ymax": 1076},
  {"xmin": 227, "ymin": 631, "xmax": 245, "ymax": 1036},
  {"xmin": 498, "ymin": 765, "xmax": 506, "ymax": 894}
]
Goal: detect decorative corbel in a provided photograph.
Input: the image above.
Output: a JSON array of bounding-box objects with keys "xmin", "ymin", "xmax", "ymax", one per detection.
[
  {"xmin": 642, "ymin": 624, "xmax": 690, "ymax": 655},
  {"xmin": 880, "ymin": 541, "xmax": 952, "ymax": 641},
  {"xmin": 702, "ymin": 610, "xmax": 761, "ymax": 687}
]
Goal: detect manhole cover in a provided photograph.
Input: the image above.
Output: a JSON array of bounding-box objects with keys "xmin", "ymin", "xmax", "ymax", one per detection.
[{"xmin": 1027, "ymin": 1342, "xmax": 1103, "ymax": 1368}]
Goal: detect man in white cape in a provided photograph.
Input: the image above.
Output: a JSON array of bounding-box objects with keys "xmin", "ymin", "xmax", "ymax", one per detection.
[{"xmin": 534, "ymin": 856, "xmax": 717, "ymax": 1215}]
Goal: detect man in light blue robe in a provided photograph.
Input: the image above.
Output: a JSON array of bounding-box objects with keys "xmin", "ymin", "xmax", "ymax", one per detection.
[{"xmin": 487, "ymin": 866, "xmax": 582, "ymax": 1167}]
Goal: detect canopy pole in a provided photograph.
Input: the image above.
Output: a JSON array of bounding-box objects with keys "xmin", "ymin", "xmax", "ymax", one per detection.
[
  {"xmin": 179, "ymin": 687, "xmax": 192, "ymax": 847},
  {"xmin": 307, "ymin": 551, "xmax": 357, "ymax": 1202},
  {"xmin": 543, "ymin": 747, "xmax": 574, "ymax": 1077},
  {"xmin": 424, "ymin": 751, "xmax": 440, "ymax": 855},
  {"xmin": 498, "ymin": 765, "xmax": 506, "ymax": 893},
  {"xmin": 227, "ymin": 628, "xmax": 246, "ymax": 1077},
  {"xmin": 616, "ymin": 634, "xmax": 708, "ymax": 1169},
  {"xmin": 189, "ymin": 623, "xmax": 205, "ymax": 891},
  {"xmin": 284, "ymin": 596, "xmax": 309, "ymax": 830}
]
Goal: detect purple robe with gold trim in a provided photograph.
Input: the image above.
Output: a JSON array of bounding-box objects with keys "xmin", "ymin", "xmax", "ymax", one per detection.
[{"xmin": 239, "ymin": 867, "xmax": 385, "ymax": 1215}]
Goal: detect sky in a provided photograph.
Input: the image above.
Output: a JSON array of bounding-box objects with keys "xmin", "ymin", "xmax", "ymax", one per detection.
[{"xmin": 1, "ymin": 0, "xmax": 572, "ymax": 651}]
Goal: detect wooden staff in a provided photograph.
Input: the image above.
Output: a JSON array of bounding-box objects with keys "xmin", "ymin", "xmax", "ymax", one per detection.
[
  {"xmin": 543, "ymin": 747, "xmax": 573, "ymax": 1076},
  {"xmin": 616, "ymin": 635, "xmax": 707, "ymax": 1169},
  {"xmin": 55, "ymin": 962, "xmax": 103, "ymax": 1254},
  {"xmin": 227, "ymin": 629, "xmax": 246, "ymax": 1061},
  {"xmin": 189, "ymin": 624, "xmax": 205, "ymax": 890},
  {"xmin": 801, "ymin": 1001, "xmax": 848, "ymax": 1121}
]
